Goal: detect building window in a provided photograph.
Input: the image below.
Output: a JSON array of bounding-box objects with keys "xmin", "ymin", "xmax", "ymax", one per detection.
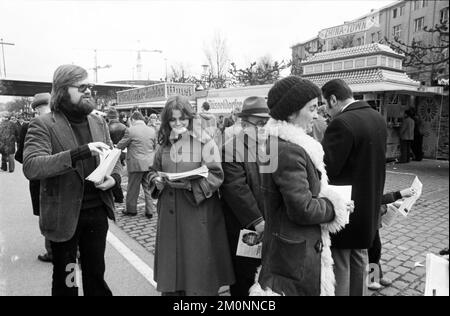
[
  {"xmin": 422, "ymin": 0, "xmax": 428, "ymax": 8},
  {"xmin": 414, "ymin": 17, "xmax": 425, "ymax": 32},
  {"xmin": 413, "ymin": 0, "xmax": 421, "ymax": 11},
  {"xmin": 393, "ymin": 8, "xmax": 398, "ymax": 18},
  {"xmin": 440, "ymin": 7, "xmax": 449, "ymax": 24},
  {"xmin": 371, "ymin": 32, "xmax": 377, "ymax": 43},
  {"xmin": 399, "ymin": 6, "xmax": 405, "ymax": 16},
  {"xmin": 393, "ymin": 25, "xmax": 402, "ymax": 38}
]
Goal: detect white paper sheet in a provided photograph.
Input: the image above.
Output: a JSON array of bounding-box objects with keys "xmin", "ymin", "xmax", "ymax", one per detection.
[
  {"xmin": 159, "ymin": 165, "xmax": 209, "ymax": 181},
  {"xmin": 397, "ymin": 177, "xmax": 422, "ymax": 217},
  {"xmin": 424, "ymin": 253, "xmax": 449, "ymax": 296},
  {"xmin": 328, "ymin": 185, "xmax": 352, "ymax": 224},
  {"xmin": 86, "ymin": 148, "xmax": 122, "ymax": 184}
]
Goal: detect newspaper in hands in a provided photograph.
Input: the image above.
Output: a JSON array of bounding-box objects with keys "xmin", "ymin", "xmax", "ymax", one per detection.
[
  {"xmin": 86, "ymin": 148, "xmax": 122, "ymax": 184},
  {"xmin": 397, "ymin": 177, "xmax": 422, "ymax": 217},
  {"xmin": 236, "ymin": 229, "xmax": 262, "ymax": 259},
  {"xmin": 159, "ymin": 165, "xmax": 209, "ymax": 181}
]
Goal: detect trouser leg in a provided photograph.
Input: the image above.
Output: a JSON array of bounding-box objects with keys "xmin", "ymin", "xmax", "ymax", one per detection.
[
  {"xmin": 1, "ymin": 153, "xmax": 7, "ymax": 171},
  {"xmin": 8, "ymin": 154, "xmax": 14, "ymax": 172},
  {"xmin": 229, "ymin": 256, "xmax": 260, "ymax": 296},
  {"xmin": 126, "ymin": 172, "xmax": 143, "ymax": 214},
  {"xmin": 349, "ymin": 249, "xmax": 368, "ymax": 296},
  {"xmin": 141, "ymin": 171, "xmax": 155, "ymax": 215},
  {"xmin": 50, "ymin": 233, "xmax": 79, "ymax": 296},
  {"xmin": 78, "ymin": 207, "xmax": 112, "ymax": 296},
  {"xmin": 368, "ymin": 230, "xmax": 383, "ymax": 281},
  {"xmin": 332, "ymin": 248, "xmax": 351, "ymax": 296}
]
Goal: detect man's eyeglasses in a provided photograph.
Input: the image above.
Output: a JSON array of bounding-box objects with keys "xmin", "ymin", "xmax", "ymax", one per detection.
[
  {"xmin": 69, "ymin": 84, "xmax": 95, "ymax": 93},
  {"xmin": 242, "ymin": 119, "xmax": 268, "ymax": 128}
]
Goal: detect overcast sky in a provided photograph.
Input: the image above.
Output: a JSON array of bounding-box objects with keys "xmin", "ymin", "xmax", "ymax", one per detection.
[{"xmin": 0, "ymin": 0, "xmax": 394, "ymax": 90}]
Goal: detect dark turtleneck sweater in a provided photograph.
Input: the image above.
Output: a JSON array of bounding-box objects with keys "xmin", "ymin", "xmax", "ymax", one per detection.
[{"xmin": 60, "ymin": 106, "xmax": 104, "ymax": 210}]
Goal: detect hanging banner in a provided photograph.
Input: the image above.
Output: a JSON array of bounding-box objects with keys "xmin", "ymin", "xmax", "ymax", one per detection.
[{"xmin": 318, "ymin": 13, "xmax": 380, "ymax": 40}]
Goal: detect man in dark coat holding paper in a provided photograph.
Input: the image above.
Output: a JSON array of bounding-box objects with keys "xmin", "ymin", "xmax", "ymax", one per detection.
[
  {"xmin": 23, "ymin": 64, "xmax": 122, "ymax": 296},
  {"xmin": 321, "ymin": 79, "xmax": 387, "ymax": 296},
  {"xmin": 221, "ymin": 96, "xmax": 269, "ymax": 296}
]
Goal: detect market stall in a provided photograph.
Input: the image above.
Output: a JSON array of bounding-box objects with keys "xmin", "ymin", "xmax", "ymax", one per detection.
[{"xmin": 301, "ymin": 43, "xmax": 447, "ymax": 160}]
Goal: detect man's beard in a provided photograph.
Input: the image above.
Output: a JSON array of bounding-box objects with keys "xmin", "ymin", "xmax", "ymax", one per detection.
[{"xmin": 73, "ymin": 96, "xmax": 95, "ymax": 116}]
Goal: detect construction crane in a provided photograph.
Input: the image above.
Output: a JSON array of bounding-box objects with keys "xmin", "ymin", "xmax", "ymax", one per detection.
[{"xmin": 79, "ymin": 46, "xmax": 163, "ymax": 82}]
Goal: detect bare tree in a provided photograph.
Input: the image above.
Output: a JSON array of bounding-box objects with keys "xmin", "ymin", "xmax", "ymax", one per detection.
[
  {"xmin": 229, "ymin": 55, "xmax": 288, "ymax": 86},
  {"xmin": 167, "ymin": 62, "xmax": 201, "ymax": 85},
  {"xmin": 204, "ymin": 31, "xmax": 230, "ymax": 88},
  {"xmin": 383, "ymin": 23, "xmax": 449, "ymax": 84}
]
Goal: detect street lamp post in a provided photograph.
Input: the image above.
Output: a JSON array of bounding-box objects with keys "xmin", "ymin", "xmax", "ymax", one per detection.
[{"xmin": 0, "ymin": 38, "xmax": 15, "ymax": 78}]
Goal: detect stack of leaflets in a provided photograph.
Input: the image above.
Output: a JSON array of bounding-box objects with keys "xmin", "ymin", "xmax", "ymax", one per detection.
[
  {"xmin": 159, "ymin": 165, "xmax": 209, "ymax": 181},
  {"xmin": 424, "ymin": 253, "xmax": 449, "ymax": 296},
  {"xmin": 328, "ymin": 185, "xmax": 352, "ymax": 225},
  {"xmin": 86, "ymin": 148, "xmax": 122, "ymax": 184}
]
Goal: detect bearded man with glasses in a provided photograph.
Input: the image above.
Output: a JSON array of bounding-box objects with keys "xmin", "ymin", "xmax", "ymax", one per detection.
[{"xmin": 23, "ymin": 64, "xmax": 122, "ymax": 296}]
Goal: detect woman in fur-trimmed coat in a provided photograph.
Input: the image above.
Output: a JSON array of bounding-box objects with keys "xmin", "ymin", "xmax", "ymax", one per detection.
[{"xmin": 250, "ymin": 76, "xmax": 351, "ymax": 296}]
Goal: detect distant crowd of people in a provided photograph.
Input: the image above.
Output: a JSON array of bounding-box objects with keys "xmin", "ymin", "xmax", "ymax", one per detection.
[{"xmin": 3, "ymin": 63, "xmax": 422, "ymax": 297}]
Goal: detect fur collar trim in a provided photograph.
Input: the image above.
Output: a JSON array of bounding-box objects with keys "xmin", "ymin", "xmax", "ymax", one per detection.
[{"xmin": 264, "ymin": 118, "xmax": 328, "ymax": 187}]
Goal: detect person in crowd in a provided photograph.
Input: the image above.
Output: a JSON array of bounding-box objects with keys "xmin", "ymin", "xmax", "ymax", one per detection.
[
  {"xmin": 251, "ymin": 76, "xmax": 351, "ymax": 296},
  {"xmin": 147, "ymin": 113, "xmax": 160, "ymax": 135},
  {"xmin": 223, "ymin": 107, "xmax": 242, "ymax": 143},
  {"xmin": 117, "ymin": 111, "xmax": 157, "ymax": 219},
  {"xmin": 368, "ymin": 187, "xmax": 416, "ymax": 291},
  {"xmin": 23, "ymin": 64, "xmax": 122, "ymax": 296},
  {"xmin": 321, "ymin": 78, "xmax": 387, "ymax": 296},
  {"xmin": 0, "ymin": 116, "xmax": 17, "ymax": 172},
  {"xmin": 308, "ymin": 105, "xmax": 328, "ymax": 142},
  {"xmin": 399, "ymin": 109, "xmax": 415, "ymax": 163},
  {"xmin": 106, "ymin": 107, "xmax": 127, "ymax": 203},
  {"xmin": 199, "ymin": 101, "xmax": 217, "ymax": 139},
  {"xmin": 221, "ymin": 96, "xmax": 269, "ymax": 296},
  {"xmin": 148, "ymin": 95, "xmax": 235, "ymax": 296},
  {"xmin": 412, "ymin": 111, "xmax": 424, "ymax": 161},
  {"xmin": 14, "ymin": 92, "xmax": 53, "ymax": 262}
]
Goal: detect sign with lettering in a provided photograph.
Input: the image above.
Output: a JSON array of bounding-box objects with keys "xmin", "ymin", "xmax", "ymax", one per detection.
[
  {"xmin": 117, "ymin": 83, "xmax": 195, "ymax": 104},
  {"xmin": 318, "ymin": 14, "xmax": 379, "ymax": 40},
  {"xmin": 197, "ymin": 97, "xmax": 244, "ymax": 114}
]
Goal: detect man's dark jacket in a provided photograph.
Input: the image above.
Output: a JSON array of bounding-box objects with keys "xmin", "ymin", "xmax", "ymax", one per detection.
[
  {"xmin": 15, "ymin": 122, "xmax": 40, "ymax": 216},
  {"xmin": 23, "ymin": 111, "xmax": 122, "ymax": 242},
  {"xmin": 322, "ymin": 101, "xmax": 387, "ymax": 249},
  {"xmin": 221, "ymin": 132, "xmax": 265, "ymax": 248}
]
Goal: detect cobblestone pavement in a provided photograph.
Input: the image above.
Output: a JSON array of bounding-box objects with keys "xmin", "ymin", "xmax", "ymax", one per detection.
[{"xmin": 113, "ymin": 159, "xmax": 449, "ymax": 296}]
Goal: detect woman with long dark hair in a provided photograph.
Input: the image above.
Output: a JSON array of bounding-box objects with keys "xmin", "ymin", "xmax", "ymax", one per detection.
[{"xmin": 149, "ymin": 95, "xmax": 235, "ymax": 296}]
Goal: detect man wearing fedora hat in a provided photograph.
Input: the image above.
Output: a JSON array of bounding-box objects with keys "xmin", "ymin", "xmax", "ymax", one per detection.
[
  {"xmin": 15, "ymin": 93, "xmax": 53, "ymax": 262},
  {"xmin": 220, "ymin": 96, "xmax": 269, "ymax": 296}
]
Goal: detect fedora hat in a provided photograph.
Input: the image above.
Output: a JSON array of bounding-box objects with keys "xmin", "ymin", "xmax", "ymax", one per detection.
[
  {"xmin": 237, "ymin": 96, "xmax": 270, "ymax": 118},
  {"xmin": 31, "ymin": 93, "xmax": 51, "ymax": 110}
]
